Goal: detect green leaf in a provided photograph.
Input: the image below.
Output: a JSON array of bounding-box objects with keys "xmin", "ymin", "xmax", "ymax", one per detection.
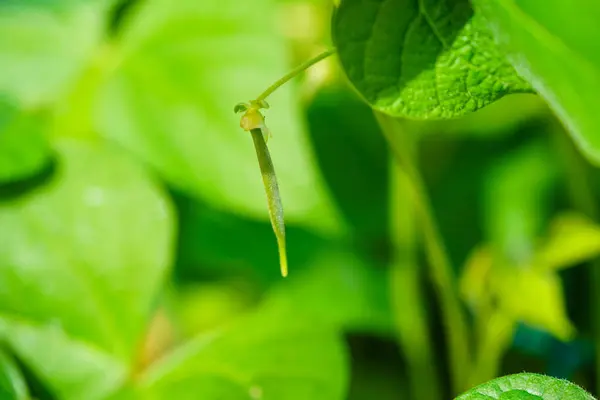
[
  {"xmin": 0, "ymin": 317, "xmax": 128, "ymax": 400},
  {"xmin": 472, "ymin": 0, "xmax": 600, "ymax": 163},
  {"xmin": 0, "ymin": 349, "xmax": 28, "ymax": 400},
  {"xmin": 535, "ymin": 213, "xmax": 600, "ymax": 270},
  {"xmin": 0, "ymin": 101, "xmax": 51, "ymax": 184},
  {"xmin": 135, "ymin": 302, "xmax": 349, "ymax": 400},
  {"xmin": 415, "ymin": 93, "xmax": 548, "ymax": 138},
  {"xmin": 455, "ymin": 373, "xmax": 595, "ymax": 399},
  {"xmin": 96, "ymin": 0, "xmax": 342, "ymax": 234},
  {"xmin": 461, "ymin": 213, "xmax": 589, "ymax": 343},
  {"xmin": 493, "ymin": 266, "xmax": 574, "ymax": 341},
  {"xmin": 0, "ymin": 139, "xmax": 174, "ymax": 399},
  {"xmin": 0, "ymin": 1, "xmax": 107, "ymax": 106},
  {"xmin": 331, "ymin": 0, "xmax": 531, "ymax": 119}
]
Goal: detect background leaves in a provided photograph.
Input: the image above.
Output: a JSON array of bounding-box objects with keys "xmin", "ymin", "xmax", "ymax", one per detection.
[
  {"xmin": 133, "ymin": 302, "xmax": 348, "ymax": 400},
  {"xmin": 0, "ymin": 0, "xmax": 107, "ymax": 106},
  {"xmin": 96, "ymin": 0, "xmax": 342, "ymax": 234},
  {"xmin": 0, "ymin": 139, "xmax": 174, "ymax": 399}
]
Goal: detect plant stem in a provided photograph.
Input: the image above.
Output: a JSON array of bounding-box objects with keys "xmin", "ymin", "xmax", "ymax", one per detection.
[
  {"xmin": 255, "ymin": 49, "xmax": 336, "ymax": 102},
  {"xmin": 389, "ymin": 148, "xmax": 442, "ymax": 399},
  {"xmin": 468, "ymin": 309, "xmax": 515, "ymax": 388},
  {"xmin": 375, "ymin": 113, "xmax": 472, "ymax": 394},
  {"xmin": 552, "ymin": 124, "xmax": 600, "ymax": 393}
]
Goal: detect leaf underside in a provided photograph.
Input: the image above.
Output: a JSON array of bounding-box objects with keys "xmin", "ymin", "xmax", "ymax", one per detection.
[{"xmin": 332, "ymin": 0, "xmax": 532, "ymax": 119}]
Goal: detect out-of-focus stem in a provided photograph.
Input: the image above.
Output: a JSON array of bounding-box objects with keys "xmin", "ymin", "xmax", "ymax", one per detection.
[
  {"xmin": 552, "ymin": 125, "xmax": 600, "ymax": 394},
  {"xmin": 389, "ymin": 152, "xmax": 442, "ymax": 399},
  {"xmin": 468, "ymin": 308, "xmax": 515, "ymax": 388},
  {"xmin": 376, "ymin": 113, "xmax": 472, "ymax": 394}
]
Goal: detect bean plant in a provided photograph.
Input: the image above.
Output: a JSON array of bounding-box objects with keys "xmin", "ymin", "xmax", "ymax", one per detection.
[{"xmin": 1, "ymin": 0, "xmax": 600, "ymax": 399}]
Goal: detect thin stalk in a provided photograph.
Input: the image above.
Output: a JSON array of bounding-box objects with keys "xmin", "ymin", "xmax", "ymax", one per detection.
[
  {"xmin": 250, "ymin": 128, "xmax": 288, "ymax": 277},
  {"xmin": 552, "ymin": 125, "xmax": 600, "ymax": 393},
  {"xmin": 468, "ymin": 308, "xmax": 515, "ymax": 388},
  {"xmin": 376, "ymin": 113, "xmax": 472, "ymax": 394},
  {"xmin": 389, "ymin": 153, "xmax": 442, "ymax": 399},
  {"xmin": 255, "ymin": 49, "xmax": 336, "ymax": 102}
]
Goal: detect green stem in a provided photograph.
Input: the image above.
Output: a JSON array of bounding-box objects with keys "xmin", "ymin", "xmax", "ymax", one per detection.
[
  {"xmin": 552, "ymin": 124, "xmax": 600, "ymax": 393},
  {"xmin": 255, "ymin": 49, "xmax": 336, "ymax": 102},
  {"xmin": 468, "ymin": 308, "xmax": 515, "ymax": 388},
  {"xmin": 250, "ymin": 128, "xmax": 288, "ymax": 277},
  {"xmin": 389, "ymin": 152, "xmax": 442, "ymax": 399},
  {"xmin": 376, "ymin": 113, "xmax": 472, "ymax": 394}
]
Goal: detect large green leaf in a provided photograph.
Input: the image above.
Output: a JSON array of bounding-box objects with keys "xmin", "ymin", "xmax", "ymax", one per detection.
[
  {"xmin": 0, "ymin": 349, "xmax": 28, "ymax": 400},
  {"xmin": 0, "ymin": 1, "xmax": 107, "ymax": 106},
  {"xmin": 0, "ymin": 139, "xmax": 174, "ymax": 399},
  {"xmin": 414, "ymin": 93, "xmax": 548, "ymax": 138},
  {"xmin": 472, "ymin": 0, "xmax": 600, "ymax": 163},
  {"xmin": 96, "ymin": 0, "xmax": 341, "ymax": 234},
  {"xmin": 133, "ymin": 302, "xmax": 348, "ymax": 400},
  {"xmin": 331, "ymin": 0, "xmax": 531, "ymax": 119},
  {"xmin": 455, "ymin": 373, "xmax": 595, "ymax": 399},
  {"xmin": 0, "ymin": 101, "xmax": 51, "ymax": 184}
]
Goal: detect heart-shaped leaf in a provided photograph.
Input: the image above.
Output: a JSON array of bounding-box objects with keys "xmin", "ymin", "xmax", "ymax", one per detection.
[
  {"xmin": 332, "ymin": 0, "xmax": 531, "ymax": 119},
  {"xmin": 0, "ymin": 139, "xmax": 174, "ymax": 399}
]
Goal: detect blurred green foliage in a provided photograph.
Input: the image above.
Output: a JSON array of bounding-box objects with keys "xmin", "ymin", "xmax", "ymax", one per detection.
[{"xmin": 1, "ymin": 0, "xmax": 600, "ymax": 399}]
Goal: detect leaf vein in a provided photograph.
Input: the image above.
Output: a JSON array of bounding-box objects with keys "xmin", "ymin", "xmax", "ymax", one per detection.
[{"xmin": 418, "ymin": 0, "xmax": 448, "ymax": 48}]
